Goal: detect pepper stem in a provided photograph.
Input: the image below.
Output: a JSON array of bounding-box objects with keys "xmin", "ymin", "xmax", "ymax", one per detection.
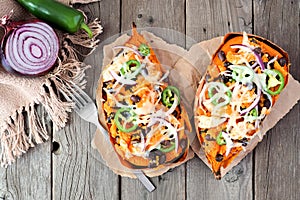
[{"xmin": 80, "ymin": 22, "xmax": 93, "ymax": 38}]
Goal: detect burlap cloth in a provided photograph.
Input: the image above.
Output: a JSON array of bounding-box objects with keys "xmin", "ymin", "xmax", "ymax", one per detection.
[{"xmin": 0, "ymin": 0, "xmax": 102, "ymax": 167}]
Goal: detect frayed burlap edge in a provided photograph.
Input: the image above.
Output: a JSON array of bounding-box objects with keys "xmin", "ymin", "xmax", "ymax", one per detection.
[{"xmin": 0, "ymin": 19, "xmax": 103, "ymax": 167}]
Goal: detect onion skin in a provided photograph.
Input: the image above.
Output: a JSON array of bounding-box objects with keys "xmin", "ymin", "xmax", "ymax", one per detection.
[{"xmin": 0, "ymin": 18, "xmax": 59, "ymax": 76}]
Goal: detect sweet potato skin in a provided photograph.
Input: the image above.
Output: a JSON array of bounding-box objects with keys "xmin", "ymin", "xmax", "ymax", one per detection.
[
  {"xmin": 96, "ymin": 24, "xmax": 190, "ymax": 170},
  {"xmin": 194, "ymin": 32, "xmax": 290, "ymax": 179}
]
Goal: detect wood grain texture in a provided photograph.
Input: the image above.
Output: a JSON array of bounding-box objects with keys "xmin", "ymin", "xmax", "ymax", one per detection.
[
  {"xmin": 253, "ymin": 0, "xmax": 300, "ymax": 199},
  {"xmin": 1, "ymin": 1, "xmax": 299, "ymax": 199},
  {"xmin": 186, "ymin": 0, "xmax": 252, "ymax": 47},
  {"xmin": 120, "ymin": 0, "xmax": 186, "ymax": 199},
  {"xmin": 0, "ymin": 106, "xmax": 52, "ymax": 200},
  {"xmin": 52, "ymin": 1, "xmax": 120, "ymax": 200},
  {"xmin": 186, "ymin": 1, "xmax": 254, "ymax": 200},
  {"xmin": 122, "ymin": 0, "xmax": 186, "ymax": 47}
]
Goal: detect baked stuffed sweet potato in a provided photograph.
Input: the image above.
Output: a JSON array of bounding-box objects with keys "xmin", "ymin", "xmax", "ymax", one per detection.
[{"xmin": 194, "ymin": 32, "xmax": 290, "ymax": 179}]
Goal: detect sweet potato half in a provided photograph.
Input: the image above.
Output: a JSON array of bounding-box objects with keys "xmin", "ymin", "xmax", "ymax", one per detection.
[
  {"xmin": 96, "ymin": 24, "xmax": 191, "ymax": 170},
  {"xmin": 194, "ymin": 32, "xmax": 290, "ymax": 179}
]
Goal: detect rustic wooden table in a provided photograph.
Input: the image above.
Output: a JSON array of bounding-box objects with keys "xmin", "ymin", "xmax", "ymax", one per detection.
[{"xmin": 0, "ymin": 0, "xmax": 299, "ymax": 199}]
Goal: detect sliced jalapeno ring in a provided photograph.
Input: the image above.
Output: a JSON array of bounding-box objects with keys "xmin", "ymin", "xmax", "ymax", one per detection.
[
  {"xmin": 231, "ymin": 65, "xmax": 254, "ymax": 85},
  {"xmin": 120, "ymin": 59, "xmax": 142, "ymax": 79},
  {"xmin": 162, "ymin": 86, "xmax": 181, "ymax": 107},
  {"xmin": 114, "ymin": 108, "xmax": 138, "ymax": 133},
  {"xmin": 159, "ymin": 141, "xmax": 175, "ymax": 153},
  {"xmin": 208, "ymin": 83, "xmax": 232, "ymax": 106},
  {"xmin": 249, "ymin": 108, "xmax": 258, "ymax": 117},
  {"xmin": 121, "ymin": 60, "xmax": 141, "ymax": 76},
  {"xmin": 264, "ymin": 69, "xmax": 285, "ymax": 95},
  {"xmin": 244, "ymin": 107, "xmax": 258, "ymax": 122},
  {"xmin": 216, "ymin": 132, "xmax": 226, "ymax": 145},
  {"xmin": 138, "ymin": 44, "xmax": 150, "ymax": 56}
]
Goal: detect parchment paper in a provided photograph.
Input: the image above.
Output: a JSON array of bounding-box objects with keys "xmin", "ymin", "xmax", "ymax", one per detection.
[
  {"xmin": 92, "ymin": 33, "xmax": 300, "ymax": 178},
  {"xmin": 92, "ymin": 31, "xmax": 197, "ymax": 178},
  {"xmin": 187, "ymin": 37, "xmax": 300, "ymax": 177}
]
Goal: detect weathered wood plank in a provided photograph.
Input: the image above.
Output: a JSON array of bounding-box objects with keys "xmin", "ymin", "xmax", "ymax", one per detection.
[
  {"xmin": 121, "ymin": 0, "xmax": 186, "ymax": 48},
  {"xmin": 253, "ymin": 0, "xmax": 300, "ymax": 199},
  {"xmin": 52, "ymin": 1, "xmax": 121, "ymax": 200},
  {"xmin": 186, "ymin": 0, "xmax": 253, "ymax": 47},
  {"xmin": 186, "ymin": 1, "xmax": 253, "ymax": 200},
  {"xmin": 0, "ymin": 106, "xmax": 52, "ymax": 200},
  {"xmin": 120, "ymin": 0, "xmax": 186, "ymax": 199}
]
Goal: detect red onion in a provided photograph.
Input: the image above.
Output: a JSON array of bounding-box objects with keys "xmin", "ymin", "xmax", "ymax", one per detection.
[
  {"xmin": 113, "ymin": 45, "xmax": 142, "ymax": 57},
  {"xmin": 147, "ymin": 117, "xmax": 179, "ymax": 152},
  {"xmin": 1, "ymin": 19, "xmax": 59, "ymax": 76},
  {"xmin": 251, "ymin": 61, "xmax": 258, "ymax": 69},
  {"xmin": 109, "ymin": 70, "xmax": 136, "ymax": 85},
  {"xmin": 230, "ymin": 44, "xmax": 265, "ymax": 70},
  {"xmin": 240, "ymin": 80, "xmax": 262, "ymax": 115}
]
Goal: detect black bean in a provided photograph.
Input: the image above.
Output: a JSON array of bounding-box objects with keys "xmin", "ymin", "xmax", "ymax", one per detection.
[
  {"xmin": 149, "ymin": 149, "xmax": 163, "ymax": 159},
  {"xmin": 107, "ymin": 112, "xmax": 115, "ymax": 123},
  {"xmin": 124, "ymin": 84, "xmax": 134, "ymax": 91},
  {"xmin": 141, "ymin": 127, "xmax": 151, "ymax": 136},
  {"xmin": 161, "ymin": 140, "xmax": 171, "ymax": 147},
  {"xmin": 220, "ymin": 74, "xmax": 231, "ymax": 83},
  {"xmin": 257, "ymin": 104, "xmax": 262, "ymax": 115},
  {"xmin": 103, "ymin": 81, "xmax": 115, "ymax": 89},
  {"xmin": 241, "ymin": 137, "xmax": 248, "ymax": 143},
  {"xmin": 158, "ymin": 154, "xmax": 166, "ymax": 164},
  {"xmin": 218, "ymin": 50, "xmax": 226, "ymax": 62},
  {"xmin": 205, "ymin": 74, "xmax": 211, "ymax": 81},
  {"xmin": 253, "ymin": 47, "xmax": 262, "ymax": 55},
  {"xmin": 278, "ymin": 57, "xmax": 286, "ymax": 67},
  {"xmin": 252, "ymin": 83, "xmax": 258, "ymax": 93},
  {"xmin": 130, "ymin": 95, "xmax": 141, "ymax": 103},
  {"xmin": 122, "ymin": 111, "xmax": 131, "ymax": 118},
  {"xmin": 242, "ymin": 143, "xmax": 248, "ymax": 147},
  {"xmin": 263, "ymin": 93, "xmax": 269, "ymax": 100},
  {"xmin": 148, "ymin": 161, "xmax": 157, "ymax": 168},
  {"xmin": 224, "ymin": 61, "xmax": 232, "ymax": 68},
  {"xmin": 205, "ymin": 134, "xmax": 215, "ymax": 141},
  {"xmin": 200, "ymin": 129, "xmax": 208, "ymax": 135},
  {"xmin": 239, "ymin": 138, "xmax": 248, "ymax": 146},
  {"xmin": 215, "ymin": 154, "xmax": 224, "ymax": 162},
  {"xmin": 215, "ymin": 170, "xmax": 221, "ymax": 180},
  {"xmin": 250, "ymin": 38, "xmax": 258, "ymax": 44},
  {"xmin": 172, "ymin": 110, "xmax": 179, "ymax": 118},
  {"xmin": 263, "ymin": 99, "xmax": 271, "ymax": 108}
]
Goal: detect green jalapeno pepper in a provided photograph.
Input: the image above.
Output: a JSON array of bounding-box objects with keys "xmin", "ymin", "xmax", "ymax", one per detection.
[
  {"xmin": 231, "ymin": 65, "xmax": 254, "ymax": 85},
  {"xmin": 208, "ymin": 82, "xmax": 232, "ymax": 106},
  {"xmin": 114, "ymin": 108, "xmax": 138, "ymax": 133},
  {"xmin": 244, "ymin": 107, "xmax": 258, "ymax": 122},
  {"xmin": 120, "ymin": 60, "xmax": 141, "ymax": 77},
  {"xmin": 264, "ymin": 69, "xmax": 285, "ymax": 95},
  {"xmin": 249, "ymin": 108, "xmax": 258, "ymax": 117},
  {"xmin": 162, "ymin": 86, "xmax": 181, "ymax": 107},
  {"xmin": 138, "ymin": 44, "xmax": 150, "ymax": 56},
  {"xmin": 159, "ymin": 141, "xmax": 175, "ymax": 153},
  {"xmin": 17, "ymin": 0, "xmax": 93, "ymax": 38},
  {"xmin": 216, "ymin": 132, "xmax": 226, "ymax": 145}
]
